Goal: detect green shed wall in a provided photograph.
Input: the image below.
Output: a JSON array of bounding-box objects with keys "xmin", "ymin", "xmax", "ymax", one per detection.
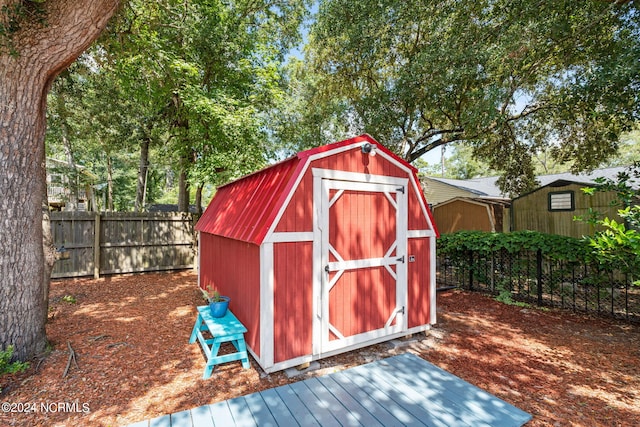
[{"xmin": 511, "ymin": 183, "xmax": 620, "ymax": 238}]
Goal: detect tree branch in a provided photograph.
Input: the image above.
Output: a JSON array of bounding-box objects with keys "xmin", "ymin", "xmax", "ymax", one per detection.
[
  {"xmin": 408, "ymin": 127, "xmax": 465, "ymax": 162},
  {"xmin": 8, "ymin": 0, "xmax": 120, "ymax": 83}
]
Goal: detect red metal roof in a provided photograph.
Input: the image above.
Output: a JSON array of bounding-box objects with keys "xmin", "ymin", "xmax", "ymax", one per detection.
[
  {"xmin": 195, "ymin": 134, "xmax": 430, "ymax": 244},
  {"xmin": 195, "ymin": 155, "xmax": 300, "ymax": 245}
]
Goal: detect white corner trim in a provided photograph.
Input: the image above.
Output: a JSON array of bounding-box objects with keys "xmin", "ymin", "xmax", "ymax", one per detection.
[
  {"xmin": 197, "ymin": 231, "xmax": 201, "ymax": 288},
  {"xmin": 312, "ymin": 173, "xmax": 323, "ymax": 356},
  {"xmin": 430, "ymin": 237, "xmax": 437, "ymax": 325},
  {"xmin": 263, "ymin": 162, "xmax": 312, "ymax": 243},
  {"xmin": 407, "ymin": 230, "xmax": 437, "ymax": 238},
  {"xmin": 260, "ymin": 242, "xmax": 275, "ymax": 369},
  {"xmin": 266, "ymin": 232, "xmax": 314, "ymax": 243}
]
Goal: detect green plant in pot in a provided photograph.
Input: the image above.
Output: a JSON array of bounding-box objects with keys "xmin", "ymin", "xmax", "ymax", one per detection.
[{"xmin": 201, "ymin": 285, "xmax": 230, "ymax": 318}]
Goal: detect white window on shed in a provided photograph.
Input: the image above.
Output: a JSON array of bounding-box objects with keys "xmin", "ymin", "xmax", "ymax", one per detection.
[{"xmin": 548, "ymin": 191, "xmax": 574, "ymax": 211}]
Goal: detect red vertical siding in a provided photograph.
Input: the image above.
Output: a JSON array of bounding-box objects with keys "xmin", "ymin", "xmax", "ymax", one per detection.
[
  {"xmin": 198, "ymin": 135, "xmax": 437, "ymax": 371},
  {"xmin": 330, "ymin": 190, "xmax": 396, "ymax": 260},
  {"xmin": 274, "ymin": 170, "xmax": 314, "ymax": 233},
  {"xmin": 199, "ymin": 233, "xmax": 261, "ymax": 356},
  {"xmin": 273, "ymin": 242, "xmax": 313, "ymax": 363},
  {"xmin": 408, "ymin": 182, "xmax": 430, "ymax": 230},
  {"xmin": 328, "ymin": 189, "xmax": 398, "ymax": 338},
  {"xmin": 407, "ymin": 238, "xmax": 431, "ymax": 328},
  {"xmin": 329, "ymin": 267, "xmax": 396, "ymax": 339},
  {"xmin": 313, "ymin": 149, "xmax": 406, "ymax": 179}
]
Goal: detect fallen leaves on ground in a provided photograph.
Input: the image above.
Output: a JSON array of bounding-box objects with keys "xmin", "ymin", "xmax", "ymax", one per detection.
[{"xmin": 1, "ymin": 271, "xmax": 639, "ymax": 426}]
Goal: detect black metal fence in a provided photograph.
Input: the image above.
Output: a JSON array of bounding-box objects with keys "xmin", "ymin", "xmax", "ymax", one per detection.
[{"xmin": 436, "ymin": 249, "xmax": 640, "ymax": 322}]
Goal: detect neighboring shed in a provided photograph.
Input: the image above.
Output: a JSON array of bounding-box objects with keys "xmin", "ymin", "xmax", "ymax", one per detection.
[
  {"xmin": 511, "ymin": 179, "xmax": 622, "ymax": 238},
  {"xmin": 195, "ymin": 135, "xmax": 438, "ymax": 373},
  {"xmin": 433, "ymin": 197, "xmax": 510, "ymax": 233}
]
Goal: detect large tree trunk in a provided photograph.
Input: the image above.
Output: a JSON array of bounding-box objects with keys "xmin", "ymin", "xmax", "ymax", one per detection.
[
  {"xmin": 106, "ymin": 153, "xmax": 114, "ymax": 211},
  {"xmin": 135, "ymin": 136, "xmax": 150, "ymax": 212},
  {"xmin": 195, "ymin": 183, "xmax": 204, "ymax": 215},
  {"xmin": 177, "ymin": 169, "xmax": 190, "ymax": 212},
  {"xmin": 0, "ymin": 0, "xmax": 119, "ymax": 361}
]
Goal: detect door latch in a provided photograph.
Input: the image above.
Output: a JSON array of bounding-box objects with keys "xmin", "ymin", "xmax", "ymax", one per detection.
[{"xmin": 396, "ymin": 255, "xmax": 405, "ymax": 263}]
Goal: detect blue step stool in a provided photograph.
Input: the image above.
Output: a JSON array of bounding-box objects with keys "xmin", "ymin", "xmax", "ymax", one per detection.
[{"xmin": 189, "ymin": 306, "xmax": 251, "ymax": 378}]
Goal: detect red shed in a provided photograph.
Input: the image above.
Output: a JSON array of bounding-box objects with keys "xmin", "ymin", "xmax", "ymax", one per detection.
[{"xmin": 195, "ymin": 135, "xmax": 438, "ymax": 373}]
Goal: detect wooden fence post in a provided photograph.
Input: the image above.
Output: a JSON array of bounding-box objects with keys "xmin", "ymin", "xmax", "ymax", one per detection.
[{"xmin": 94, "ymin": 212, "xmax": 101, "ymax": 279}]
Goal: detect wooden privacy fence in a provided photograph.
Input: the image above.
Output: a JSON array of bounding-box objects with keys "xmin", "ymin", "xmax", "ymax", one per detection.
[{"xmin": 50, "ymin": 212, "xmax": 196, "ymax": 279}]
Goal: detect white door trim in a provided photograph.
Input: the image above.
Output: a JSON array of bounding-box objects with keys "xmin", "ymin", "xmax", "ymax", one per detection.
[
  {"xmin": 316, "ymin": 174, "xmax": 408, "ymax": 354},
  {"xmin": 312, "ymin": 167, "xmax": 408, "ymax": 186}
]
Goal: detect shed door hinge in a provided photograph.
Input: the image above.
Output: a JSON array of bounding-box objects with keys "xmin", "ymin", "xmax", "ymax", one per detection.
[
  {"xmin": 396, "ymin": 186, "xmax": 405, "ymax": 194},
  {"xmin": 396, "ymin": 255, "xmax": 405, "ymax": 263}
]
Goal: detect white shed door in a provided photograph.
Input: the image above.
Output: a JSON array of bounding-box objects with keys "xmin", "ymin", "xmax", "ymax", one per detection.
[{"xmin": 318, "ymin": 177, "xmax": 408, "ymax": 353}]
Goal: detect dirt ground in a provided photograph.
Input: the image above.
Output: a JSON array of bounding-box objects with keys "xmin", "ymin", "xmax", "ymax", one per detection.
[{"xmin": 1, "ymin": 270, "xmax": 639, "ymax": 427}]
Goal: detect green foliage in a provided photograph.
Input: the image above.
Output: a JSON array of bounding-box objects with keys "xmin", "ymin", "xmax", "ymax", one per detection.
[
  {"xmin": 301, "ymin": 0, "xmax": 640, "ymax": 195},
  {"xmin": 495, "ymin": 289, "xmax": 530, "ymax": 308},
  {"xmin": 265, "ymin": 57, "xmax": 355, "ymax": 159},
  {"xmin": 438, "ymin": 230, "xmax": 590, "ymax": 262},
  {"xmin": 201, "ymin": 284, "xmax": 223, "ymax": 303},
  {"xmin": 599, "ymin": 129, "xmax": 640, "ymax": 168},
  {"xmin": 0, "ymin": 345, "xmax": 30, "ymax": 392},
  {"xmin": 438, "ymin": 230, "xmax": 592, "ymax": 307},
  {"xmin": 578, "ymin": 162, "xmax": 640, "ymax": 285},
  {"xmin": 46, "ymin": 0, "xmax": 310, "ymax": 210},
  {"xmin": 61, "ymin": 295, "xmax": 76, "ymax": 304}
]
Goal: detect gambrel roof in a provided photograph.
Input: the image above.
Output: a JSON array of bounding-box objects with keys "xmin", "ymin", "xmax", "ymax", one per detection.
[{"xmin": 196, "ymin": 134, "xmax": 436, "ymax": 245}]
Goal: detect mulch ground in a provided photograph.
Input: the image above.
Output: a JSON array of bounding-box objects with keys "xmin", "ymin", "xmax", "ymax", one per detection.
[{"xmin": 1, "ymin": 271, "xmax": 639, "ymax": 427}]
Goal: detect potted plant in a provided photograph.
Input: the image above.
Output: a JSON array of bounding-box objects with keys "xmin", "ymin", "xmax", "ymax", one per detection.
[{"xmin": 201, "ymin": 285, "xmax": 230, "ymax": 318}]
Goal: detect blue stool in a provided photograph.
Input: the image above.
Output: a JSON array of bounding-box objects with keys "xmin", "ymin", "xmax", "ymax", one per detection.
[{"xmin": 189, "ymin": 306, "xmax": 250, "ymax": 378}]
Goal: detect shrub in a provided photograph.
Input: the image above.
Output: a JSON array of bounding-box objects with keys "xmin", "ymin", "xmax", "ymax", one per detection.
[
  {"xmin": 577, "ymin": 161, "xmax": 640, "ymax": 286},
  {"xmin": 438, "ymin": 230, "xmax": 590, "ymax": 262},
  {"xmin": 0, "ymin": 345, "xmax": 30, "ymax": 393}
]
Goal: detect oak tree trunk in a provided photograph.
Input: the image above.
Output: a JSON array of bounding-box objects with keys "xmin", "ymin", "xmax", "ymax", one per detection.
[
  {"xmin": 178, "ymin": 169, "xmax": 190, "ymax": 213},
  {"xmin": 107, "ymin": 153, "xmax": 114, "ymax": 211},
  {"xmin": 0, "ymin": 0, "xmax": 119, "ymax": 361},
  {"xmin": 135, "ymin": 136, "xmax": 150, "ymax": 212},
  {"xmin": 195, "ymin": 183, "xmax": 203, "ymax": 215}
]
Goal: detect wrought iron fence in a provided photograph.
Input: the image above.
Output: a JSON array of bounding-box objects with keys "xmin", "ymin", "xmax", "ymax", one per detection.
[{"xmin": 437, "ymin": 249, "xmax": 639, "ymax": 322}]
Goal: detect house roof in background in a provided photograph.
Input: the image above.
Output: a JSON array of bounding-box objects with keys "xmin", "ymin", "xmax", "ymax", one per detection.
[
  {"xmin": 433, "ymin": 196, "xmax": 511, "ymax": 209},
  {"xmin": 535, "ymin": 166, "xmax": 637, "ymax": 189},
  {"xmin": 426, "ymin": 165, "xmax": 637, "ymax": 201},
  {"xmin": 424, "ymin": 176, "xmax": 506, "ymax": 199}
]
